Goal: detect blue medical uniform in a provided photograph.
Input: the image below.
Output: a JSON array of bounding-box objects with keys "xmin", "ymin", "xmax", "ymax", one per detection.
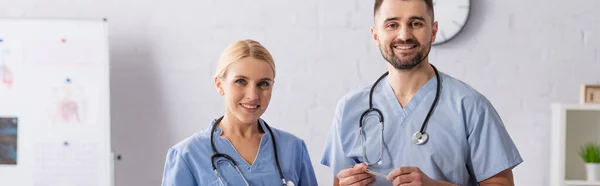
[
  {"xmin": 162, "ymin": 118, "xmax": 318, "ymax": 186},
  {"xmin": 320, "ymin": 71, "xmax": 523, "ymax": 185}
]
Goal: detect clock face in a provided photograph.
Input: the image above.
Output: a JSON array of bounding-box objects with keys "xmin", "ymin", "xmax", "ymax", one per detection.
[{"xmin": 431, "ymin": 0, "xmax": 471, "ymax": 45}]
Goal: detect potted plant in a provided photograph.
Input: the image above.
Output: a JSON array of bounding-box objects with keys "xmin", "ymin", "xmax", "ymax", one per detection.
[{"xmin": 580, "ymin": 143, "xmax": 600, "ymax": 182}]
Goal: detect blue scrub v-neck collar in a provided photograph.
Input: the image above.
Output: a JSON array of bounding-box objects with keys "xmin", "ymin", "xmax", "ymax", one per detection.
[
  {"xmin": 211, "ymin": 118, "xmax": 271, "ymax": 170},
  {"xmin": 212, "ymin": 118, "xmax": 269, "ymax": 137},
  {"xmin": 382, "ymin": 73, "xmax": 438, "ymax": 119}
]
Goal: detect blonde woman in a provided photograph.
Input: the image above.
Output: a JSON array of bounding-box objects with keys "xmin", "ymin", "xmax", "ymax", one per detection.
[{"xmin": 162, "ymin": 39, "xmax": 318, "ymax": 186}]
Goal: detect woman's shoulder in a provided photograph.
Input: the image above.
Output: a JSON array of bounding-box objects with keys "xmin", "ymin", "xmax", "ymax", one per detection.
[
  {"xmin": 265, "ymin": 124, "xmax": 307, "ymax": 148},
  {"xmin": 167, "ymin": 126, "xmax": 213, "ymax": 157}
]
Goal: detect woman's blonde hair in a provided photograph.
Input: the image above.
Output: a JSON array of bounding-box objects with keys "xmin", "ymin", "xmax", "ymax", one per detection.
[{"xmin": 214, "ymin": 39, "xmax": 275, "ymax": 79}]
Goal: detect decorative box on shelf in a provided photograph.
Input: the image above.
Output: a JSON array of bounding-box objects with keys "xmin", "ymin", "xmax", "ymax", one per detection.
[{"xmin": 551, "ymin": 103, "xmax": 600, "ymax": 186}]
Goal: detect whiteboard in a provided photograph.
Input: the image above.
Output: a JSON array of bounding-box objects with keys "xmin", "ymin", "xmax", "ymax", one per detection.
[{"xmin": 0, "ymin": 18, "xmax": 112, "ymax": 186}]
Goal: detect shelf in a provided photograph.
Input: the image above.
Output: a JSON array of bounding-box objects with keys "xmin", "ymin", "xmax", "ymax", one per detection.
[
  {"xmin": 551, "ymin": 103, "xmax": 600, "ymax": 186},
  {"xmin": 565, "ymin": 180, "xmax": 600, "ymax": 186},
  {"xmin": 552, "ymin": 103, "xmax": 600, "ymax": 111}
]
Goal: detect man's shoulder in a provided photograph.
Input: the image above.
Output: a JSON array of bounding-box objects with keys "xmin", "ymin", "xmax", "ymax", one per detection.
[
  {"xmin": 440, "ymin": 72, "xmax": 496, "ymax": 111},
  {"xmin": 441, "ymin": 72, "xmax": 478, "ymax": 94},
  {"xmin": 335, "ymin": 80, "xmax": 375, "ymax": 110},
  {"xmin": 441, "ymin": 72, "xmax": 489, "ymax": 100}
]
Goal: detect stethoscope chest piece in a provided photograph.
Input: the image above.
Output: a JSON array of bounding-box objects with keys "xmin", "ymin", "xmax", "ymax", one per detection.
[
  {"xmin": 411, "ymin": 131, "xmax": 429, "ymax": 145},
  {"xmin": 285, "ymin": 180, "xmax": 295, "ymax": 186}
]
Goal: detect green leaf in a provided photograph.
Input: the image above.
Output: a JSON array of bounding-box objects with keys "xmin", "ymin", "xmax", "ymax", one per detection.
[{"xmin": 580, "ymin": 143, "xmax": 600, "ymax": 163}]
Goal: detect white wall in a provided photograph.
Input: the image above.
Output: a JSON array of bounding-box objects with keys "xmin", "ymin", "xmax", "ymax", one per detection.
[{"xmin": 1, "ymin": 0, "xmax": 599, "ymax": 185}]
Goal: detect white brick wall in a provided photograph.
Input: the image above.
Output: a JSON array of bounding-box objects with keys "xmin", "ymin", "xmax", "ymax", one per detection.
[{"xmin": 1, "ymin": 0, "xmax": 599, "ymax": 185}]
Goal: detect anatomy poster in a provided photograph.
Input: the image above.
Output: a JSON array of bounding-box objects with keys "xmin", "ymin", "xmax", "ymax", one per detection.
[
  {"xmin": 44, "ymin": 77, "xmax": 97, "ymax": 125},
  {"xmin": 0, "ymin": 38, "xmax": 23, "ymax": 96},
  {"xmin": 0, "ymin": 117, "xmax": 18, "ymax": 165}
]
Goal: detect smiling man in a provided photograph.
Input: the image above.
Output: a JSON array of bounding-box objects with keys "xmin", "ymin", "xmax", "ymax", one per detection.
[{"xmin": 320, "ymin": 0, "xmax": 523, "ymax": 185}]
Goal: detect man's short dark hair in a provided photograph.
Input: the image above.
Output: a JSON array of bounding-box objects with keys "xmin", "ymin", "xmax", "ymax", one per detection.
[{"xmin": 374, "ymin": 0, "xmax": 434, "ymax": 22}]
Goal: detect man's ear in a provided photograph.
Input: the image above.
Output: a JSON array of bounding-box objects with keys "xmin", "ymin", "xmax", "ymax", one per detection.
[
  {"xmin": 214, "ymin": 76, "xmax": 224, "ymax": 95},
  {"xmin": 370, "ymin": 26, "xmax": 380, "ymax": 48},
  {"xmin": 431, "ymin": 21, "xmax": 438, "ymax": 44}
]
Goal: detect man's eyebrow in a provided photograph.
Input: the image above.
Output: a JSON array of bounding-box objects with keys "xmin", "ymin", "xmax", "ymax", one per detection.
[
  {"xmin": 384, "ymin": 17, "xmax": 400, "ymax": 23},
  {"xmin": 409, "ymin": 16, "xmax": 426, "ymax": 22}
]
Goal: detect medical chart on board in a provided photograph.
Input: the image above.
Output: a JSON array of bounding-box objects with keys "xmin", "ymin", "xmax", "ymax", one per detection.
[
  {"xmin": 33, "ymin": 141, "xmax": 100, "ymax": 186},
  {"xmin": 0, "ymin": 19, "xmax": 111, "ymax": 186}
]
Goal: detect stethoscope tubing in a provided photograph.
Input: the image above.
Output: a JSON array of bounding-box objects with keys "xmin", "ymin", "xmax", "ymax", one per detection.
[{"xmin": 209, "ymin": 116, "xmax": 290, "ymax": 186}]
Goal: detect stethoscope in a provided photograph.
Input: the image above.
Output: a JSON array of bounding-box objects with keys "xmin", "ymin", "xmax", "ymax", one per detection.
[
  {"xmin": 359, "ymin": 63, "xmax": 441, "ymax": 165},
  {"xmin": 210, "ymin": 116, "xmax": 294, "ymax": 186}
]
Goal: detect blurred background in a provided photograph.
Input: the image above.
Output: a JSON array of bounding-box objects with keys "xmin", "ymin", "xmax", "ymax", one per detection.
[{"xmin": 1, "ymin": 0, "xmax": 599, "ymax": 185}]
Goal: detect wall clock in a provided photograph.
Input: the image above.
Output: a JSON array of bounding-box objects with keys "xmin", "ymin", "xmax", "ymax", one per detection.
[{"xmin": 432, "ymin": 0, "xmax": 471, "ymax": 45}]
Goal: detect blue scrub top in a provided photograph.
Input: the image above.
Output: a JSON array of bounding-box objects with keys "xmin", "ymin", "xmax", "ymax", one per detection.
[
  {"xmin": 320, "ymin": 71, "xmax": 523, "ymax": 185},
  {"xmin": 162, "ymin": 118, "xmax": 318, "ymax": 186}
]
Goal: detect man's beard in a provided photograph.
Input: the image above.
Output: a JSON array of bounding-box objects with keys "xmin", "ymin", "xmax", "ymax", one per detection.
[{"xmin": 380, "ymin": 38, "xmax": 431, "ymax": 70}]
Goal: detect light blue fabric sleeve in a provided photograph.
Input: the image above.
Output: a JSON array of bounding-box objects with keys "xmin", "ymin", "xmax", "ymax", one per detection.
[
  {"xmin": 161, "ymin": 148, "xmax": 197, "ymax": 186},
  {"xmin": 298, "ymin": 140, "xmax": 319, "ymax": 186},
  {"xmin": 320, "ymin": 98, "xmax": 356, "ymax": 178},
  {"xmin": 465, "ymin": 96, "xmax": 523, "ymax": 182}
]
